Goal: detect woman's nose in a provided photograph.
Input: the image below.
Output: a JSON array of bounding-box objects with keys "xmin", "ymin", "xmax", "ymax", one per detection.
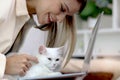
[{"xmin": 56, "ymin": 13, "xmax": 66, "ymax": 23}]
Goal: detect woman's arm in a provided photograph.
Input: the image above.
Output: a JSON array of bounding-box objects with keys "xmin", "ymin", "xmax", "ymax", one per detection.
[{"xmin": 0, "ymin": 53, "xmax": 6, "ymax": 78}]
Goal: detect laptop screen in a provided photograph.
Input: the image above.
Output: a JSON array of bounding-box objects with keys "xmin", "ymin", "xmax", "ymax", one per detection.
[{"xmin": 82, "ymin": 12, "xmax": 103, "ymax": 72}]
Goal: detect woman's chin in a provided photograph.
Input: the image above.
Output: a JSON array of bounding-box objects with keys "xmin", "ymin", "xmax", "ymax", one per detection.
[{"xmin": 39, "ymin": 21, "xmax": 49, "ymax": 25}]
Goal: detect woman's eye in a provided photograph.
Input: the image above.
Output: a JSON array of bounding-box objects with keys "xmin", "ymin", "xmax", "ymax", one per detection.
[
  {"xmin": 61, "ymin": 4, "xmax": 66, "ymax": 12},
  {"xmin": 48, "ymin": 58, "xmax": 52, "ymax": 61}
]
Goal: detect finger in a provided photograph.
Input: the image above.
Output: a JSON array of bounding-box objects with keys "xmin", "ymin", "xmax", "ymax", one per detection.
[
  {"xmin": 23, "ymin": 65, "xmax": 29, "ymax": 72},
  {"xmin": 26, "ymin": 55, "xmax": 39, "ymax": 63},
  {"xmin": 22, "ymin": 59, "xmax": 28, "ymax": 64},
  {"xmin": 22, "ymin": 59, "xmax": 32, "ymax": 69},
  {"xmin": 21, "ymin": 64, "xmax": 29, "ymax": 73},
  {"xmin": 26, "ymin": 62, "xmax": 32, "ymax": 69},
  {"xmin": 19, "ymin": 69, "xmax": 26, "ymax": 76}
]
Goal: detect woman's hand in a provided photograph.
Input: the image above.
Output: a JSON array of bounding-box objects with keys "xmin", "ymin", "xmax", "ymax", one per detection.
[{"xmin": 5, "ymin": 54, "xmax": 38, "ymax": 76}]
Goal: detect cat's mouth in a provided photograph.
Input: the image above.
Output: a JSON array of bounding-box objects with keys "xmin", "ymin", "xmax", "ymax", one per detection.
[{"xmin": 50, "ymin": 67, "xmax": 56, "ymax": 70}]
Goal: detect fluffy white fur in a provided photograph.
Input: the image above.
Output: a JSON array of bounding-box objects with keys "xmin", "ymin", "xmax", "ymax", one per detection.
[{"xmin": 20, "ymin": 45, "xmax": 64, "ymax": 79}]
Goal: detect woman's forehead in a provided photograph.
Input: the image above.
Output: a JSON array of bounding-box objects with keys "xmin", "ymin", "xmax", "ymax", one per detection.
[{"xmin": 61, "ymin": 0, "xmax": 80, "ymax": 15}]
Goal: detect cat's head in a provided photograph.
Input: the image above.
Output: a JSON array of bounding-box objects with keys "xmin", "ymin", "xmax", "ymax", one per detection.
[{"xmin": 38, "ymin": 45, "xmax": 64, "ymax": 71}]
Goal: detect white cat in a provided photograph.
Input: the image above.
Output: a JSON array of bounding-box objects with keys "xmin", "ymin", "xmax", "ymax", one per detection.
[{"xmin": 20, "ymin": 45, "xmax": 64, "ymax": 79}]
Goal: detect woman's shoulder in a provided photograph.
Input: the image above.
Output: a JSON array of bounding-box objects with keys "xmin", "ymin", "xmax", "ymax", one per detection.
[{"xmin": 0, "ymin": 0, "xmax": 15, "ymax": 23}]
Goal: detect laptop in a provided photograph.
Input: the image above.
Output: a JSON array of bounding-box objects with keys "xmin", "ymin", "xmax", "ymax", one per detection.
[{"xmin": 19, "ymin": 12, "xmax": 103, "ymax": 80}]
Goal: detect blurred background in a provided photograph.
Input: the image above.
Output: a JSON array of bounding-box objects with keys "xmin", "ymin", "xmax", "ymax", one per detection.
[
  {"xmin": 66, "ymin": 1, "xmax": 120, "ymax": 80},
  {"xmin": 73, "ymin": 0, "xmax": 120, "ymax": 59}
]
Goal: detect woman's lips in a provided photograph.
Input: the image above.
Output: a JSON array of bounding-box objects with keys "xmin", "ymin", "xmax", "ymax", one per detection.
[
  {"xmin": 48, "ymin": 13, "xmax": 52, "ymax": 23},
  {"xmin": 48, "ymin": 13, "xmax": 58, "ymax": 24}
]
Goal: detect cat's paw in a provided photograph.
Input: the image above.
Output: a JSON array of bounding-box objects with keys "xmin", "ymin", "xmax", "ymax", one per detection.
[{"xmin": 48, "ymin": 72, "xmax": 62, "ymax": 76}]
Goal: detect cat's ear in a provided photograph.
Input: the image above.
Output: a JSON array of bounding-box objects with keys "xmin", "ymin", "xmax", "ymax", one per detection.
[
  {"xmin": 57, "ymin": 46, "xmax": 64, "ymax": 56},
  {"xmin": 39, "ymin": 45, "xmax": 47, "ymax": 54}
]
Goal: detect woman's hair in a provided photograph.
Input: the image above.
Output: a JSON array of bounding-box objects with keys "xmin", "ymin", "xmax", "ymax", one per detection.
[
  {"xmin": 37, "ymin": 0, "xmax": 87, "ymax": 66},
  {"xmin": 77, "ymin": 0, "xmax": 87, "ymax": 12}
]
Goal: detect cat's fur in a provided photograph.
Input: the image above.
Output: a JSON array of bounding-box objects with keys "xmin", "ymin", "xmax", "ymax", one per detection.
[{"xmin": 20, "ymin": 45, "xmax": 64, "ymax": 79}]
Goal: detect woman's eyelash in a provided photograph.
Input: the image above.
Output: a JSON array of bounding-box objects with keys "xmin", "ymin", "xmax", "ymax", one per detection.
[{"xmin": 61, "ymin": 4, "xmax": 65, "ymax": 12}]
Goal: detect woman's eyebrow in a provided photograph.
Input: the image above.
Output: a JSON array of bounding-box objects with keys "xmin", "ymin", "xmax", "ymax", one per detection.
[{"xmin": 64, "ymin": 3, "xmax": 70, "ymax": 13}]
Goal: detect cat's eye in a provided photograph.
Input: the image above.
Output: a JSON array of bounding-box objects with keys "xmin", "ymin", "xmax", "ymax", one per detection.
[
  {"xmin": 48, "ymin": 58, "xmax": 52, "ymax": 61},
  {"xmin": 56, "ymin": 59, "xmax": 59, "ymax": 61}
]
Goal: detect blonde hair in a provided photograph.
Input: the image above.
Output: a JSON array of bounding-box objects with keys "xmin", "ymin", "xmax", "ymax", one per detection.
[
  {"xmin": 36, "ymin": 0, "xmax": 87, "ymax": 66},
  {"xmin": 46, "ymin": 0, "xmax": 86, "ymax": 66},
  {"xmin": 46, "ymin": 15, "xmax": 76, "ymax": 66},
  {"xmin": 37, "ymin": 15, "xmax": 76, "ymax": 67}
]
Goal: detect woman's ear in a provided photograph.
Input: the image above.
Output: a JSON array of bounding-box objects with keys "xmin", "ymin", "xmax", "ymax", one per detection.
[{"xmin": 39, "ymin": 45, "xmax": 46, "ymax": 54}]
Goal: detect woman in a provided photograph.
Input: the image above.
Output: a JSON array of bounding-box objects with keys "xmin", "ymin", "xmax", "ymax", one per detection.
[{"xmin": 0, "ymin": 0, "xmax": 86, "ymax": 78}]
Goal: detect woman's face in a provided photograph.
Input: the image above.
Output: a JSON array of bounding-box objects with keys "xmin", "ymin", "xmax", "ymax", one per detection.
[{"xmin": 35, "ymin": 0, "xmax": 80, "ymax": 24}]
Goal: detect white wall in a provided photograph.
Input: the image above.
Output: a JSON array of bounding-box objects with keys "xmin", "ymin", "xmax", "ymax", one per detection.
[{"xmin": 19, "ymin": 27, "xmax": 47, "ymax": 55}]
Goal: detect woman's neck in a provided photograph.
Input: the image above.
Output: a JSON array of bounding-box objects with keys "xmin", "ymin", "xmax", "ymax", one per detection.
[{"xmin": 26, "ymin": 0, "xmax": 36, "ymax": 15}]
